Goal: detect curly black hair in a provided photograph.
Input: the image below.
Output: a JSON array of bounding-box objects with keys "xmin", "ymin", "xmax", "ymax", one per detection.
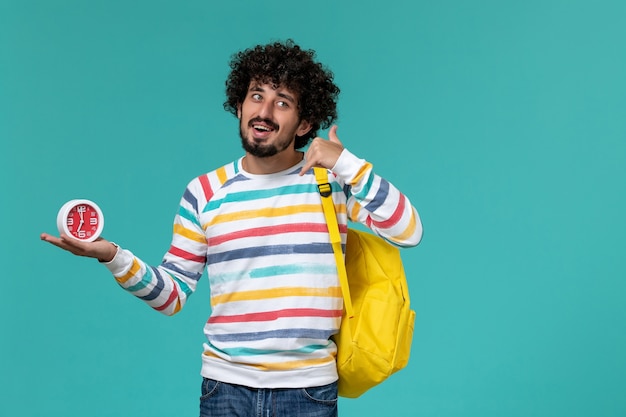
[{"xmin": 224, "ymin": 39, "xmax": 340, "ymax": 149}]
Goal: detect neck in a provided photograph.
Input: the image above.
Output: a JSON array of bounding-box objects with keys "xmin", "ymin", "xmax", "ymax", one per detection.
[{"xmin": 243, "ymin": 150, "xmax": 304, "ymax": 174}]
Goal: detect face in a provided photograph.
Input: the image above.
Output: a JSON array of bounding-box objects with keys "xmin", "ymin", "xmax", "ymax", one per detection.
[
  {"xmin": 65, "ymin": 203, "xmax": 102, "ymax": 240},
  {"xmin": 238, "ymin": 81, "xmax": 311, "ymax": 158}
]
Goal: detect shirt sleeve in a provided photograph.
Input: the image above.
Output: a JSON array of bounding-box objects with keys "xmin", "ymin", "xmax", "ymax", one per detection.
[
  {"xmin": 101, "ymin": 178, "xmax": 208, "ymax": 316},
  {"xmin": 332, "ymin": 149, "xmax": 423, "ymax": 247}
]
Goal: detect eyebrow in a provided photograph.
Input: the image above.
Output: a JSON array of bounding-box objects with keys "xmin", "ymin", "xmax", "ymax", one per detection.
[{"xmin": 248, "ymin": 84, "xmax": 297, "ymax": 105}]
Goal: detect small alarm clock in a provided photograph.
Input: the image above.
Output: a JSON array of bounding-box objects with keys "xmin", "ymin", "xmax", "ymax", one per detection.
[{"xmin": 56, "ymin": 199, "xmax": 104, "ymax": 242}]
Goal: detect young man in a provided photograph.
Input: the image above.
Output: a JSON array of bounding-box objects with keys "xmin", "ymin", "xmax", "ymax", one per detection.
[{"xmin": 41, "ymin": 40, "xmax": 423, "ymax": 417}]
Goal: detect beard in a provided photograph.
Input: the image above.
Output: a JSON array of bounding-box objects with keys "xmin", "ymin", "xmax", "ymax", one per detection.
[{"xmin": 240, "ymin": 117, "xmax": 295, "ymax": 158}]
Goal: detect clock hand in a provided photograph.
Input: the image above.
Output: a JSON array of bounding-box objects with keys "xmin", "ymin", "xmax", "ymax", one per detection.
[{"xmin": 76, "ymin": 209, "xmax": 85, "ymax": 232}]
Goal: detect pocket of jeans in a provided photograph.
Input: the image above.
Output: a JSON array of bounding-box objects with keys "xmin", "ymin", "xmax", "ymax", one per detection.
[
  {"xmin": 200, "ymin": 378, "xmax": 220, "ymax": 400},
  {"xmin": 302, "ymin": 381, "xmax": 338, "ymax": 405}
]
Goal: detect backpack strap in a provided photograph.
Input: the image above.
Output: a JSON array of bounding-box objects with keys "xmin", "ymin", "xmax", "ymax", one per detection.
[{"xmin": 314, "ymin": 167, "xmax": 354, "ymax": 319}]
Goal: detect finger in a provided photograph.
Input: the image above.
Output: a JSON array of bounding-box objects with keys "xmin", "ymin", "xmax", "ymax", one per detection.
[
  {"xmin": 299, "ymin": 140, "xmax": 317, "ymax": 175},
  {"xmin": 41, "ymin": 232, "xmax": 86, "ymax": 254},
  {"xmin": 328, "ymin": 125, "xmax": 341, "ymax": 145},
  {"xmin": 40, "ymin": 233, "xmax": 67, "ymax": 248},
  {"xmin": 59, "ymin": 233, "xmax": 90, "ymax": 250},
  {"xmin": 299, "ymin": 158, "xmax": 313, "ymax": 176}
]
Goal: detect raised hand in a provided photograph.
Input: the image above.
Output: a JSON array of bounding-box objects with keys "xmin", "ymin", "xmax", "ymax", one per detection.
[{"xmin": 299, "ymin": 125, "xmax": 344, "ymax": 175}]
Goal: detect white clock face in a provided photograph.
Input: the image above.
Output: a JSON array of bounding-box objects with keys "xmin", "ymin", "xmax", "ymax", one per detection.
[{"xmin": 57, "ymin": 199, "xmax": 104, "ymax": 242}]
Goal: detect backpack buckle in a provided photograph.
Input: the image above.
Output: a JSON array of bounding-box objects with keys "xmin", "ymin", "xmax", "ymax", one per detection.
[{"xmin": 317, "ymin": 183, "xmax": 332, "ymax": 197}]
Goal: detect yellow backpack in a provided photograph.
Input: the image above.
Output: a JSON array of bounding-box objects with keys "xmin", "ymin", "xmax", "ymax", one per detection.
[{"xmin": 315, "ymin": 168, "xmax": 416, "ymax": 398}]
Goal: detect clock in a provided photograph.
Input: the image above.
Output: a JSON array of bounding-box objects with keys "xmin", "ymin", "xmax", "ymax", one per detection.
[{"xmin": 56, "ymin": 199, "xmax": 104, "ymax": 242}]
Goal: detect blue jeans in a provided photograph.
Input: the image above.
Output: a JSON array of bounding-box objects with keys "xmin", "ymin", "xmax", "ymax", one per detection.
[{"xmin": 199, "ymin": 378, "xmax": 338, "ymax": 417}]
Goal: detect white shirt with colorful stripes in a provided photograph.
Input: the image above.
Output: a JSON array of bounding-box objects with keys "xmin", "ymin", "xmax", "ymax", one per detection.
[{"xmin": 104, "ymin": 148, "xmax": 422, "ymax": 389}]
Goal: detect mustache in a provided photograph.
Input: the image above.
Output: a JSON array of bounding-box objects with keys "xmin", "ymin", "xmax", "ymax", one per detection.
[{"xmin": 248, "ymin": 117, "xmax": 279, "ymax": 130}]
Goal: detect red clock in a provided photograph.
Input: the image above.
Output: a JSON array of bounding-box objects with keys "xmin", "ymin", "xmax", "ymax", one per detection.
[{"xmin": 56, "ymin": 199, "xmax": 104, "ymax": 242}]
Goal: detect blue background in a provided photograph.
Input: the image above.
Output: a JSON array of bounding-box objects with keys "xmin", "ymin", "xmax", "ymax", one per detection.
[{"xmin": 2, "ymin": 1, "xmax": 625, "ymax": 416}]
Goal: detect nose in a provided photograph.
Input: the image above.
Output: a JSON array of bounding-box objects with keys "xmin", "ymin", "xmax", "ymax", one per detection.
[{"xmin": 257, "ymin": 100, "xmax": 273, "ymax": 120}]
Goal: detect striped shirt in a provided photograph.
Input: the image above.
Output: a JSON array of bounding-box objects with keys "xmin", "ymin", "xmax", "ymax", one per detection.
[{"xmin": 104, "ymin": 149, "xmax": 422, "ymax": 388}]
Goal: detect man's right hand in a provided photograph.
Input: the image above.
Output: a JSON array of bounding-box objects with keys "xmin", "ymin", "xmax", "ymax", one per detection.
[{"xmin": 40, "ymin": 233, "xmax": 118, "ymax": 263}]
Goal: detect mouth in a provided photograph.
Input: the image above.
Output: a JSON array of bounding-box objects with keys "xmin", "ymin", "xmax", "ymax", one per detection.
[{"xmin": 249, "ymin": 118, "xmax": 278, "ymax": 136}]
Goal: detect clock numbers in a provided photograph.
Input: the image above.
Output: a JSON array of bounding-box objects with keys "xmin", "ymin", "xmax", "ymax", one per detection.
[
  {"xmin": 64, "ymin": 204, "xmax": 99, "ymax": 235},
  {"xmin": 57, "ymin": 199, "xmax": 104, "ymax": 242}
]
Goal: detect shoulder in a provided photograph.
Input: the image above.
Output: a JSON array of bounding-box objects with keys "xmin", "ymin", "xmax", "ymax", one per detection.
[{"xmin": 183, "ymin": 159, "xmax": 243, "ymax": 207}]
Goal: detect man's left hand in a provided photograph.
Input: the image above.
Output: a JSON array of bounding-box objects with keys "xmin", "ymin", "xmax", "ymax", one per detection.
[{"xmin": 299, "ymin": 125, "xmax": 344, "ymax": 175}]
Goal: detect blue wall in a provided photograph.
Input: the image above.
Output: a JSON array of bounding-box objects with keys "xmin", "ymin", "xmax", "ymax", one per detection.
[{"xmin": 2, "ymin": 1, "xmax": 625, "ymax": 416}]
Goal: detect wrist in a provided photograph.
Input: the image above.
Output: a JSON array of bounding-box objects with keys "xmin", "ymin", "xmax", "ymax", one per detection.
[{"xmin": 98, "ymin": 242, "xmax": 119, "ymax": 263}]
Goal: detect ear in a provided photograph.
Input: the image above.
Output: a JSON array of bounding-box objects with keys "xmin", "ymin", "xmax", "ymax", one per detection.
[
  {"xmin": 237, "ymin": 103, "xmax": 242, "ymax": 119},
  {"xmin": 296, "ymin": 119, "xmax": 312, "ymax": 137}
]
